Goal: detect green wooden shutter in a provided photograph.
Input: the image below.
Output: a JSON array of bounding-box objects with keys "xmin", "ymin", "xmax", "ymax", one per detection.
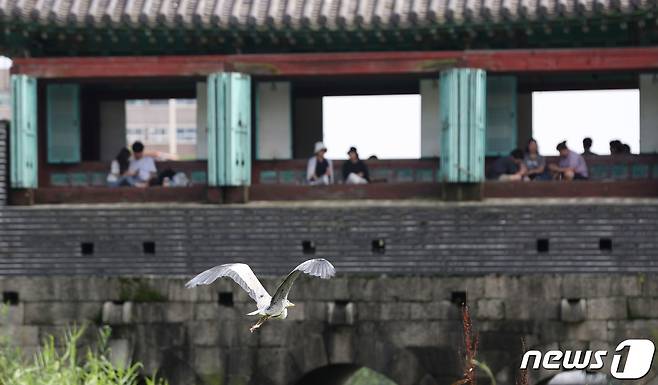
[
  {"xmin": 47, "ymin": 84, "xmax": 80, "ymax": 163},
  {"xmin": 207, "ymin": 72, "xmax": 252, "ymax": 186},
  {"xmin": 10, "ymin": 75, "xmax": 38, "ymax": 188},
  {"xmin": 207, "ymin": 73, "xmax": 220, "ymax": 186},
  {"xmin": 226, "ymin": 73, "xmax": 251, "ymax": 185},
  {"xmin": 486, "ymin": 76, "xmax": 517, "ymax": 156},
  {"xmin": 439, "ymin": 68, "xmax": 486, "ymax": 183}
]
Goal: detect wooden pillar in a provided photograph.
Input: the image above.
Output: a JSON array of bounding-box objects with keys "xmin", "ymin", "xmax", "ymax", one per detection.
[
  {"xmin": 439, "ymin": 68, "xmax": 486, "ymax": 182},
  {"xmin": 256, "ymin": 81, "xmax": 292, "ymax": 159},
  {"xmin": 293, "ymin": 97, "xmax": 323, "ymax": 158},
  {"xmin": 99, "ymin": 100, "xmax": 126, "ymax": 161},
  {"xmin": 10, "ymin": 75, "xmax": 38, "ymax": 197},
  {"xmin": 420, "ymin": 79, "xmax": 441, "ymax": 158},
  {"xmin": 439, "ymin": 68, "xmax": 486, "ymax": 200},
  {"xmin": 196, "ymin": 82, "xmax": 208, "ymax": 160},
  {"xmin": 640, "ymin": 74, "xmax": 658, "ymax": 154},
  {"xmin": 516, "ymin": 91, "xmax": 533, "ymax": 150},
  {"xmin": 207, "ymin": 72, "xmax": 251, "ymax": 203}
]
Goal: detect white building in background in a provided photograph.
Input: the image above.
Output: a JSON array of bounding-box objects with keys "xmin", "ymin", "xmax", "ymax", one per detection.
[
  {"xmin": 0, "ymin": 68, "xmax": 199, "ymax": 159},
  {"xmin": 126, "ymin": 99, "xmax": 198, "ymax": 159},
  {"xmin": 0, "ymin": 69, "xmax": 9, "ymax": 121}
]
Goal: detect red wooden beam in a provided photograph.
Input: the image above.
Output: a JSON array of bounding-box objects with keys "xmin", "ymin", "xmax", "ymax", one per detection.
[
  {"xmin": 11, "ymin": 56, "xmax": 227, "ymax": 78},
  {"xmin": 12, "ymin": 47, "xmax": 658, "ymax": 78}
]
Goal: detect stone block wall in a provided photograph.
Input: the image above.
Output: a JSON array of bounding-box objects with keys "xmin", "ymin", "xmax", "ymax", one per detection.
[{"xmin": 0, "ymin": 274, "xmax": 657, "ymax": 385}]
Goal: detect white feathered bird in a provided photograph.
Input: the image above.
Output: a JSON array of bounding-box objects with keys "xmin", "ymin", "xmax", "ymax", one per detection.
[{"xmin": 185, "ymin": 258, "xmax": 336, "ymax": 332}]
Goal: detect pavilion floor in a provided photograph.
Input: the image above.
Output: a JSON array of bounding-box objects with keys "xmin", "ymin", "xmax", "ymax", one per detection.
[{"xmin": 26, "ymin": 180, "xmax": 658, "ymax": 205}]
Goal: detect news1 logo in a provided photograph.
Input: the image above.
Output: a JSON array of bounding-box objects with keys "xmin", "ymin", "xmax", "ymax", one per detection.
[{"xmin": 520, "ymin": 339, "xmax": 655, "ymax": 380}]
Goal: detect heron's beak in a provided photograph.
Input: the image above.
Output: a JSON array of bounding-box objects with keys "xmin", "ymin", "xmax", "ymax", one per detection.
[{"xmin": 288, "ymin": 302, "xmax": 296, "ymax": 307}]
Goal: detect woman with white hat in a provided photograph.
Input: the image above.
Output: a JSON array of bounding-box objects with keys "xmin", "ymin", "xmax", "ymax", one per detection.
[{"xmin": 306, "ymin": 141, "xmax": 333, "ymax": 185}]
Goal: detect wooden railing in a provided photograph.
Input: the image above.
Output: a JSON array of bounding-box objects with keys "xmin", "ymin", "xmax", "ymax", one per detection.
[
  {"xmin": 41, "ymin": 160, "xmax": 208, "ymax": 187},
  {"xmin": 38, "ymin": 155, "xmax": 658, "ymax": 188},
  {"xmin": 254, "ymin": 155, "xmax": 658, "ymax": 184},
  {"xmin": 252, "ymin": 158, "xmax": 440, "ymax": 184}
]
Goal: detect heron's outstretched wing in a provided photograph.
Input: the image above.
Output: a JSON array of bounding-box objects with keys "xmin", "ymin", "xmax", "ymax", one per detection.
[
  {"xmin": 185, "ymin": 263, "xmax": 272, "ymax": 309},
  {"xmin": 271, "ymin": 258, "xmax": 336, "ymax": 304}
]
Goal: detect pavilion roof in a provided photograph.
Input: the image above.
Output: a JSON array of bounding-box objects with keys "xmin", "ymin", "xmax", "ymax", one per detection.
[
  {"xmin": 1, "ymin": 0, "xmax": 652, "ymax": 30},
  {"xmin": 0, "ymin": 0, "xmax": 655, "ymax": 56}
]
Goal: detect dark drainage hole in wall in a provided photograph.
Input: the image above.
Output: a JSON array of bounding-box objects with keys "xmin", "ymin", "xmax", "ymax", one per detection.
[
  {"xmin": 334, "ymin": 300, "xmax": 350, "ymax": 308},
  {"xmin": 302, "ymin": 241, "xmax": 316, "ymax": 254},
  {"xmin": 451, "ymin": 291, "xmax": 467, "ymax": 306},
  {"xmin": 81, "ymin": 242, "xmax": 94, "ymax": 255},
  {"xmin": 537, "ymin": 239, "xmax": 550, "ymax": 253},
  {"xmin": 567, "ymin": 298, "xmax": 582, "ymax": 305},
  {"xmin": 599, "ymin": 238, "xmax": 613, "ymax": 251},
  {"xmin": 143, "ymin": 241, "xmax": 156, "ymax": 254},
  {"xmin": 372, "ymin": 239, "xmax": 386, "ymax": 253},
  {"xmin": 218, "ymin": 292, "xmax": 234, "ymax": 307},
  {"xmin": 2, "ymin": 291, "xmax": 19, "ymax": 305}
]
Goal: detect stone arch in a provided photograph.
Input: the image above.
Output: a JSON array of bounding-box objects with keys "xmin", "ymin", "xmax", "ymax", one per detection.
[
  {"xmin": 281, "ymin": 309, "xmax": 463, "ymax": 385},
  {"xmin": 294, "ymin": 364, "xmax": 398, "ymax": 385},
  {"xmin": 290, "ymin": 344, "xmax": 449, "ymax": 385}
]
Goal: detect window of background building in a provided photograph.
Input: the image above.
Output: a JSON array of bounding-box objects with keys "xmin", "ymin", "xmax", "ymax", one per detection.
[
  {"xmin": 322, "ymin": 94, "xmax": 421, "ymax": 159},
  {"xmin": 125, "ymin": 99, "xmax": 198, "ymax": 160},
  {"xmin": 176, "ymin": 128, "xmax": 197, "ymax": 144},
  {"xmin": 532, "ymin": 89, "xmax": 640, "ymax": 155}
]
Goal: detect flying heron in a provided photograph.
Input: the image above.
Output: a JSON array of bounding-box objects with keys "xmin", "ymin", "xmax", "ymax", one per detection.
[{"xmin": 185, "ymin": 258, "xmax": 336, "ymax": 332}]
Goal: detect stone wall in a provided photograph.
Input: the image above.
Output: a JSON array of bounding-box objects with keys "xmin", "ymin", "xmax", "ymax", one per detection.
[
  {"xmin": 1, "ymin": 274, "xmax": 657, "ymax": 385},
  {"xmin": 0, "ymin": 201, "xmax": 657, "ymax": 275}
]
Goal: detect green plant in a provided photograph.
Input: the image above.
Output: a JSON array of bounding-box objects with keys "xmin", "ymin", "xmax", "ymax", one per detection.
[
  {"xmin": 344, "ymin": 367, "xmax": 397, "ymax": 385},
  {"xmin": 472, "ymin": 360, "xmax": 495, "ymax": 385},
  {"xmin": 119, "ymin": 278, "xmax": 166, "ymax": 303},
  {"xmin": 0, "ymin": 324, "xmax": 167, "ymax": 385}
]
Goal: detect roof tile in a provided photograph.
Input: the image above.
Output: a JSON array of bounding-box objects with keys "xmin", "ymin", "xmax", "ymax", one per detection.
[{"xmin": 0, "ymin": 0, "xmax": 652, "ymax": 29}]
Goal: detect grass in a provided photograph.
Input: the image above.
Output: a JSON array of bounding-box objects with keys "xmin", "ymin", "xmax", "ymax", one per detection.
[
  {"xmin": 0, "ymin": 324, "xmax": 167, "ymax": 385},
  {"xmin": 118, "ymin": 278, "xmax": 166, "ymax": 303}
]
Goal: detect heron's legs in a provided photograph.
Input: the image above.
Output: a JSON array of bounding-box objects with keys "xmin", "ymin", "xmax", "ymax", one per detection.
[{"xmin": 249, "ymin": 315, "xmax": 271, "ymax": 333}]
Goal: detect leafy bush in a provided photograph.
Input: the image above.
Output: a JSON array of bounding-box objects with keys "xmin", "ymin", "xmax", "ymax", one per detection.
[{"xmin": 0, "ymin": 325, "xmax": 167, "ymax": 385}]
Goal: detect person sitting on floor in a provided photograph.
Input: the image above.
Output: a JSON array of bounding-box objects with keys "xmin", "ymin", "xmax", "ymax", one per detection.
[
  {"xmin": 622, "ymin": 143, "xmax": 632, "ymax": 154},
  {"xmin": 582, "ymin": 137, "xmax": 597, "ymax": 156},
  {"xmin": 306, "ymin": 141, "xmax": 333, "ymax": 185},
  {"xmin": 523, "ymin": 138, "xmax": 550, "ymax": 181},
  {"xmin": 342, "ymin": 147, "xmax": 370, "ymax": 184},
  {"xmin": 107, "ymin": 147, "xmax": 132, "ymax": 187},
  {"xmin": 489, "ymin": 148, "xmax": 526, "ymax": 181},
  {"xmin": 126, "ymin": 141, "xmax": 157, "ymax": 187},
  {"xmin": 549, "ymin": 141, "xmax": 589, "ymax": 181},
  {"xmin": 609, "ymin": 140, "xmax": 624, "ymax": 155}
]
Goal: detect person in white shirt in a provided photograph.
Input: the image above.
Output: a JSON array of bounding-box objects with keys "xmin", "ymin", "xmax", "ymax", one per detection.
[
  {"xmin": 126, "ymin": 141, "xmax": 157, "ymax": 187},
  {"xmin": 106, "ymin": 147, "xmax": 132, "ymax": 187},
  {"xmin": 306, "ymin": 142, "xmax": 333, "ymax": 185}
]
